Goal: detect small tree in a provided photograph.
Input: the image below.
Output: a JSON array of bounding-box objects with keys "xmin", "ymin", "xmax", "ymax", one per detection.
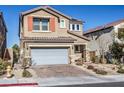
[
  {"xmin": 109, "ymin": 30, "xmax": 124, "ymax": 63},
  {"xmin": 12, "ymin": 44, "xmax": 20, "ymax": 65},
  {"xmin": 109, "ymin": 42, "xmax": 123, "ymax": 63},
  {"xmin": 97, "ymin": 34, "xmax": 112, "ymax": 63}
]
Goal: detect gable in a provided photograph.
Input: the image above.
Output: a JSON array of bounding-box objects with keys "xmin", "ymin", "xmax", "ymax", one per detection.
[{"xmin": 21, "ymin": 6, "xmax": 71, "ymax": 20}]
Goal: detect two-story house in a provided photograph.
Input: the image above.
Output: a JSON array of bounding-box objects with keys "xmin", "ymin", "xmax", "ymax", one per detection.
[
  {"xmin": 19, "ymin": 6, "xmax": 90, "ymax": 66},
  {"xmin": 84, "ymin": 19, "xmax": 124, "ymax": 61},
  {"xmin": 0, "ymin": 12, "xmax": 7, "ymax": 59}
]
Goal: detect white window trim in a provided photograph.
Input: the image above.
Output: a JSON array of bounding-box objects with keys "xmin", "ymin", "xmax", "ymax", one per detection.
[
  {"xmin": 69, "ymin": 24, "xmax": 80, "ymax": 31},
  {"xmin": 33, "ymin": 30, "xmax": 51, "ymax": 33},
  {"xmin": 70, "ymin": 24, "xmax": 73, "ymax": 31},
  {"xmin": 60, "ymin": 19, "xmax": 66, "ymax": 28}
]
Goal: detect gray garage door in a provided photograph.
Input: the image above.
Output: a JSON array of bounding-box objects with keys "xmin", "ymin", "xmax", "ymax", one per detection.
[{"xmin": 31, "ymin": 48, "xmax": 68, "ymax": 65}]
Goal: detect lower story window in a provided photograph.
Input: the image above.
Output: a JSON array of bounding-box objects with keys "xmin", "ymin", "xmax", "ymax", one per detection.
[{"xmin": 74, "ymin": 45, "xmax": 84, "ymax": 53}]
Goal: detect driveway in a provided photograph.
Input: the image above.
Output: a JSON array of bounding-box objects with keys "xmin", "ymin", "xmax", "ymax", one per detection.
[{"xmin": 31, "ymin": 64, "xmax": 92, "ymax": 78}]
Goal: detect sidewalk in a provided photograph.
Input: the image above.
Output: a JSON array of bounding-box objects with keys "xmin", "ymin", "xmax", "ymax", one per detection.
[
  {"xmin": 37, "ymin": 74, "xmax": 124, "ymax": 86},
  {"xmin": 0, "ymin": 74, "xmax": 124, "ymax": 87}
]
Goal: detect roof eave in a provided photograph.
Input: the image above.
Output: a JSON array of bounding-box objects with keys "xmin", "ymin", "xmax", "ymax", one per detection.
[
  {"xmin": 84, "ymin": 26, "xmax": 113, "ymax": 35},
  {"xmin": 67, "ymin": 31, "xmax": 90, "ymax": 41},
  {"xmin": 0, "ymin": 12, "xmax": 8, "ymax": 32}
]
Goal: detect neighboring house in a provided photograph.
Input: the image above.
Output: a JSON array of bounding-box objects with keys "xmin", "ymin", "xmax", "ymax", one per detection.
[
  {"xmin": 19, "ymin": 6, "xmax": 90, "ymax": 66},
  {"xmin": 0, "ymin": 12, "xmax": 7, "ymax": 59},
  {"xmin": 84, "ymin": 19, "xmax": 124, "ymax": 61}
]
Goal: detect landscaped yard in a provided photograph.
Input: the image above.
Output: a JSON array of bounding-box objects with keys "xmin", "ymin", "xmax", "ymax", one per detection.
[{"xmin": 73, "ymin": 62, "xmax": 121, "ymax": 75}]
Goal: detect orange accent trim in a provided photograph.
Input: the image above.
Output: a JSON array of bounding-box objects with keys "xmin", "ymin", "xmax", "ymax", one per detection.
[
  {"xmin": 28, "ymin": 16, "xmax": 33, "ymax": 32},
  {"xmin": 50, "ymin": 17, "xmax": 55, "ymax": 32}
]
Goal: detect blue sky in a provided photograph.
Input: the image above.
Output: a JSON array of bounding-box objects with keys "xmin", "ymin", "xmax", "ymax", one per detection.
[{"xmin": 1, "ymin": 5, "xmax": 124, "ymax": 48}]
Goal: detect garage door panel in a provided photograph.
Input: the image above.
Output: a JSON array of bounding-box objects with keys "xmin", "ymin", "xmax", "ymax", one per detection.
[{"xmin": 31, "ymin": 48, "xmax": 68, "ymax": 65}]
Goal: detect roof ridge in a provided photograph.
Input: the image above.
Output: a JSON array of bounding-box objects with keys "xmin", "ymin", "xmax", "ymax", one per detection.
[{"xmin": 84, "ymin": 18, "xmax": 124, "ymax": 35}]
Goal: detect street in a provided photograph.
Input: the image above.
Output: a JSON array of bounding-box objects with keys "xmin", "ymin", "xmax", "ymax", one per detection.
[{"xmin": 53, "ymin": 82, "xmax": 124, "ymax": 87}]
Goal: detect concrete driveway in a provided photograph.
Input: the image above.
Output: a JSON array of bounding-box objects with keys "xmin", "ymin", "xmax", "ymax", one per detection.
[{"xmin": 31, "ymin": 64, "xmax": 92, "ymax": 78}]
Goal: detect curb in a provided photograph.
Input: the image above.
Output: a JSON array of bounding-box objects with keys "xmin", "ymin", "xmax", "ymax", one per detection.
[{"xmin": 0, "ymin": 83, "xmax": 38, "ymax": 87}]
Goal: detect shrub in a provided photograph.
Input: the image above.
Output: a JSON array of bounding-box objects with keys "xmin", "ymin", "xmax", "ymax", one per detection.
[
  {"xmin": 76, "ymin": 61, "xmax": 83, "ymax": 66},
  {"xmin": 76, "ymin": 62, "xmax": 83, "ymax": 66},
  {"xmin": 0, "ymin": 62, "xmax": 5, "ymax": 75},
  {"xmin": 111, "ymin": 59, "xmax": 119, "ymax": 65},
  {"xmin": 22, "ymin": 69, "xmax": 32, "ymax": 78},
  {"xmin": 0, "ymin": 61, "xmax": 5, "ymax": 71},
  {"xmin": 3, "ymin": 61, "xmax": 12, "ymax": 69},
  {"xmin": 22, "ymin": 58, "xmax": 29, "ymax": 69},
  {"xmin": 91, "ymin": 56, "xmax": 96, "ymax": 63},
  {"xmin": 117, "ymin": 69, "xmax": 124, "ymax": 73},
  {"xmin": 93, "ymin": 68, "xmax": 107, "ymax": 75},
  {"xmin": 0, "ymin": 59, "xmax": 11, "ymax": 76},
  {"xmin": 87, "ymin": 65, "xmax": 94, "ymax": 70},
  {"xmin": 75, "ymin": 58, "xmax": 83, "ymax": 66},
  {"xmin": 95, "ymin": 56, "xmax": 100, "ymax": 64}
]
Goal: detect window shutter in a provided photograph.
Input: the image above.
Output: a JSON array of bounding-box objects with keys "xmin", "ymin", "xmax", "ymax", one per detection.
[
  {"xmin": 50, "ymin": 17, "xmax": 55, "ymax": 32},
  {"xmin": 28, "ymin": 16, "xmax": 33, "ymax": 32}
]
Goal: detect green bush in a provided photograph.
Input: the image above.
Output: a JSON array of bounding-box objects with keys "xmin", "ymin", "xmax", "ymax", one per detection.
[
  {"xmin": 93, "ymin": 68, "xmax": 107, "ymax": 75},
  {"xmin": 117, "ymin": 69, "xmax": 124, "ymax": 73},
  {"xmin": 76, "ymin": 62, "xmax": 83, "ymax": 66},
  {"xmin": 0, "ymin": 62, "xmax": 5, "ymax": 75},
  {"xmin": 22, "ymin": 69, "xmax": 32, "ymax": 78},
  {"xmin": 3, "ymin": 61, "xmax": 12, "ymax": 69},
  {"xmin": 87, "ymin": 65, "xmax": 94, "ymax": 70},
  {"xmin": 91, "ymin": 56, "xmax": 96, "ymax": 63},
  {"xmin": 95, "ymin": 56, "xmax": 100, "ymax": 64},
  {"xmin": 0, "ymin": 59, "xmax": 11, "ymax": 76},
  {"xmin": 75, "ymin": 58, "xmax": 83, "ymax": 66},
  {"xmin": 22, "ymin": 58, "xmax": 29, "ymax": 69},
  {"xmin": 111, "ymin": 59, "xmax": 119, "ymax": 65}
]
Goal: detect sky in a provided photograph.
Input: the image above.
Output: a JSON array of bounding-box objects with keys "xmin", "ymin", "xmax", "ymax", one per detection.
[{"xmin": 0, "ymin": 5, "xmax": 124, "ymax": 48}]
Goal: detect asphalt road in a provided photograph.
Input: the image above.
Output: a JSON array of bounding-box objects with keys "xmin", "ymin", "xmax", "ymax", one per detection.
[{"xmin": 53, "ymin": 82, "xmax": 124, "ymax": 87}]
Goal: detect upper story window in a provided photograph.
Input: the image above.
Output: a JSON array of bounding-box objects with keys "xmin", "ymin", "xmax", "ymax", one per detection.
[
  {"xmin": 72, "ymin": 24, "xmax": 75, "ymax": 30},
  {"xmin": 60, "ymin": 19, "xmax": 66, "ymax": 28},
  {"xmin": 33, "ymin": 18, "xmax": 40, "ymax": 31},
  {"xmin": 70, "ymin": 24, "xmax": 80, "ymax": 31},
  {"xmin": 41, "ymin": 19, "xmax": 49, "ymax": 31},
  {"xmin": 33, "ymin": 18, "xmax": 49, "ymax": 32},
  {"xmin": 76, "ymin": 24, "xmax": 80, "ymax": 31}
]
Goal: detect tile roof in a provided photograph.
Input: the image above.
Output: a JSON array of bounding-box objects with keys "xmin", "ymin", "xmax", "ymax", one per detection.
[
  {"xmin": 21, "ymin": 36, "xmax": 76, "ymax": 43},
  {"xmin": 84, "ymin": 19, "xmax": 124, "ymax": 35},
  {"xmin": 67, "ymin": 31, "xmax": 90, "ymax": 41}
]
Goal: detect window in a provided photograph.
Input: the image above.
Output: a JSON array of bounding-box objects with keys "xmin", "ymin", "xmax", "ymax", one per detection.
[
  {"xmin": 41, "ymin": 19, "xmax": 49, "ymax": 31},
  {"xmin": 76, "ymin": 24, "xmax": 80, "ymax": 31},
  {"xmin": 74, "ymin": 45, "xmax": 84, "ymax": 53},
  {"xmin": 72, "ymin": 24, "xmax": 75, "ymax": 30},
  {"xmin": 33, "ymin": 18, "xmax": 40, "ymax": 30},
  {"xmin": 60, "ymin": 19, "xmax": 66, "ymax": 28},
  {"xmin": 70, "ymin": 24, "xmax": 80, "ymax": 31},
  {"xmin": 33, "ymin": 18, "xmax": 49, "ymax": 32}
]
